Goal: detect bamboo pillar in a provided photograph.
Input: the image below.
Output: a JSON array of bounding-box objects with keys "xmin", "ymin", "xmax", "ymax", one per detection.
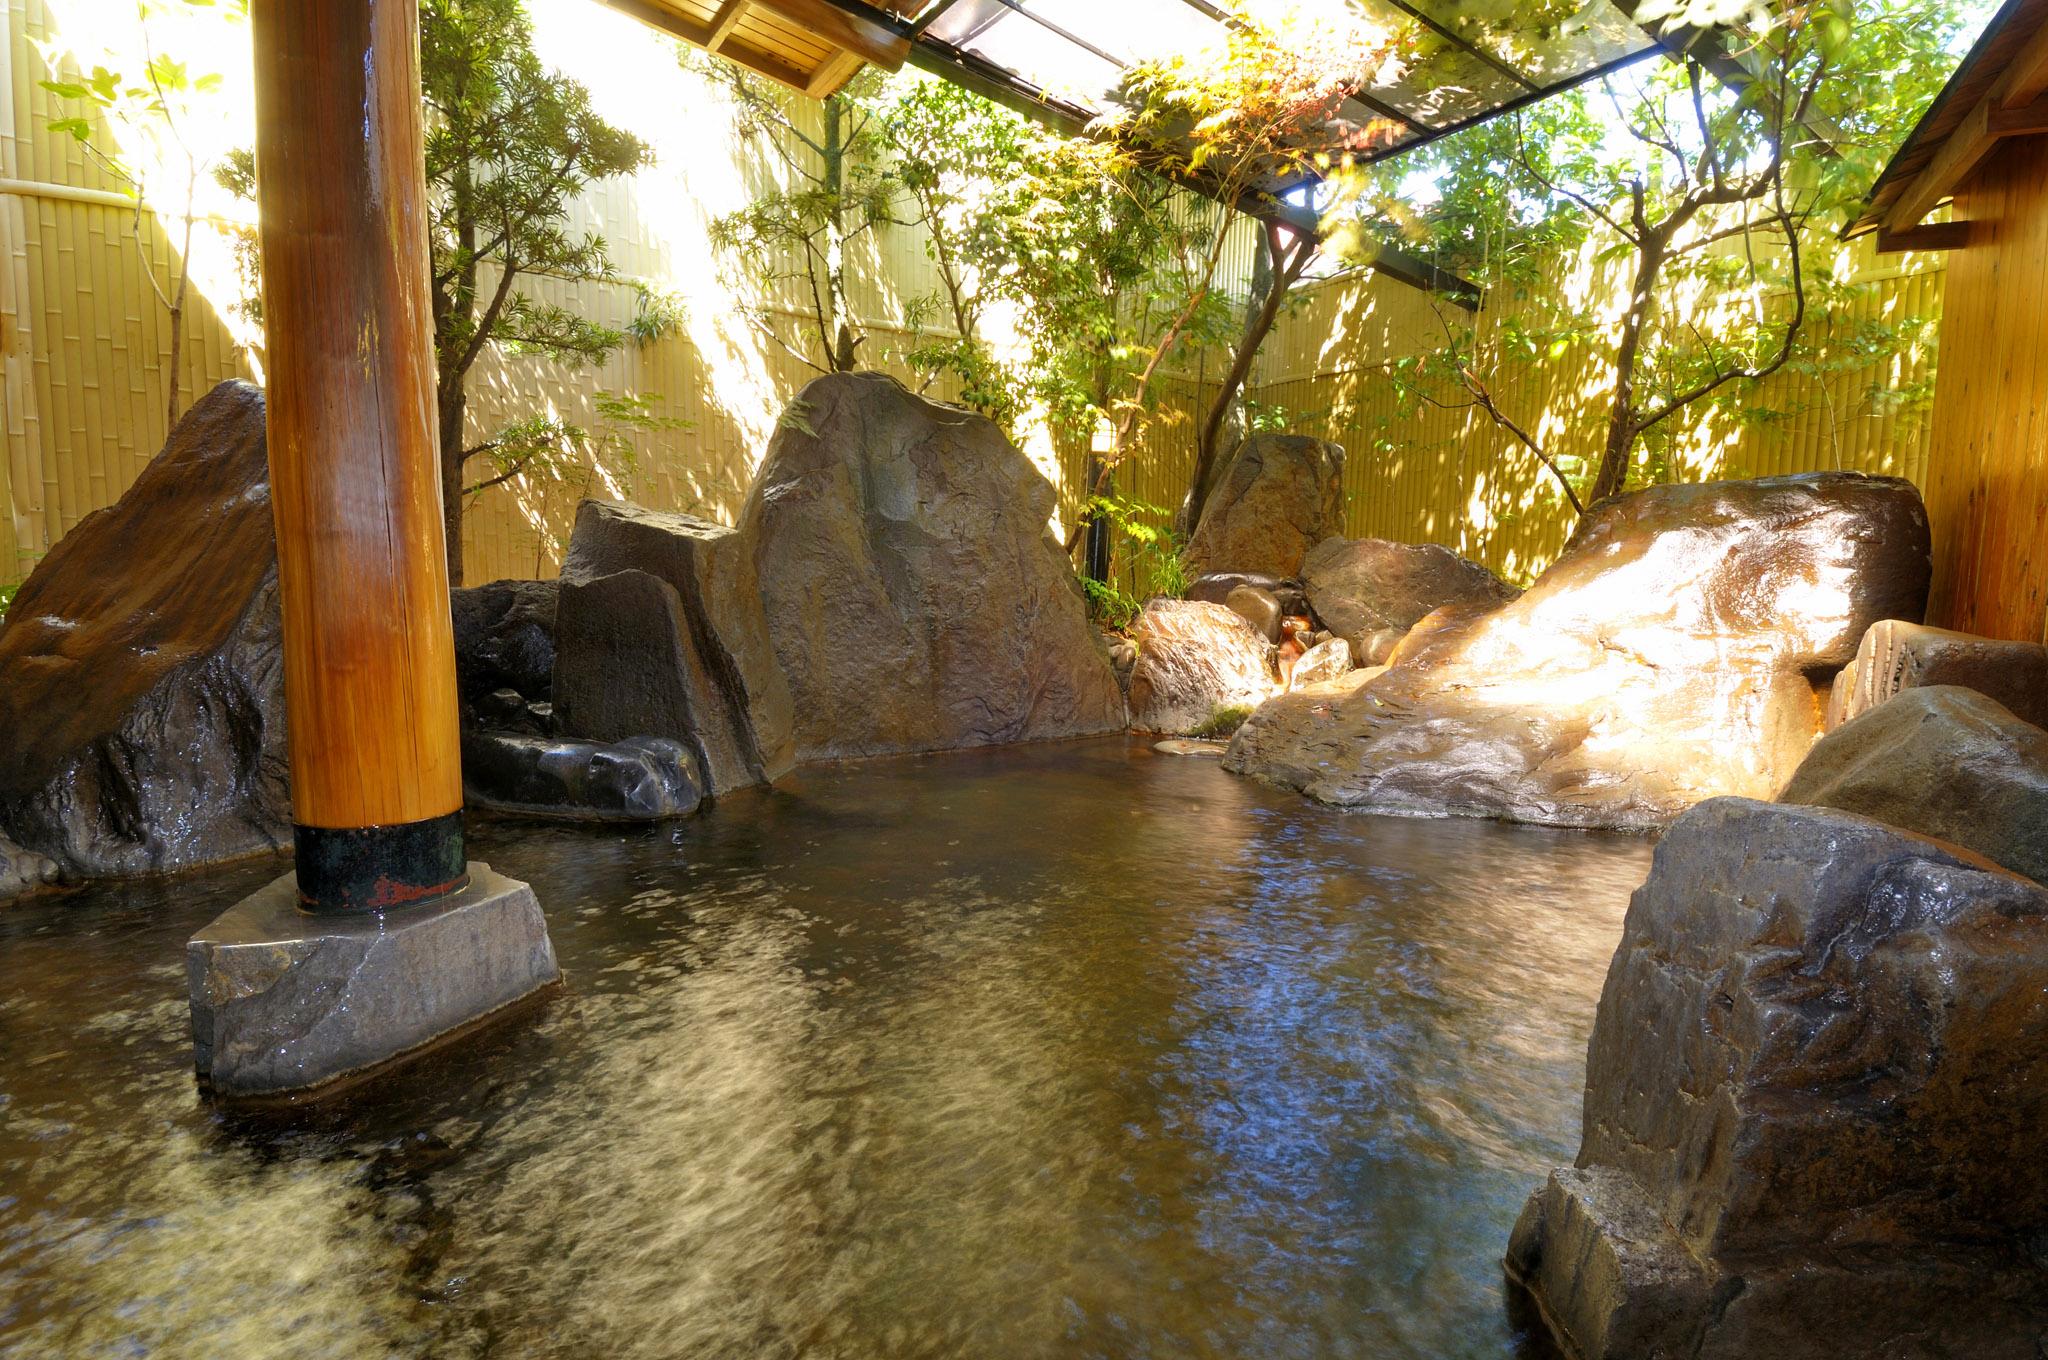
[{"xmin": 252, "ymin": 0, "xmax": 467, "ymax": 912}]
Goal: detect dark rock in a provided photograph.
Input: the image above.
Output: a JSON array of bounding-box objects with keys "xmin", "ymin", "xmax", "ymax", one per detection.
[
  {"xmin": 188, "ymin": 861, "xmax": 560, "ymax": 1098},
  {"xmin": 1228, "ymin": 474, "xmax": 1933, "ymax": 830},
  {"xmin": 739, "ymin": 373, "xmax": 1125, "ymax": 759},
  {"xmin": 552, "ymin": 568, "xmax": 773, "ymax": 796},
  {"xmin": 451, "ymin": 579, "xmax": 558, "ymax": 705},
  {"xmin": 1185, "ymin": 433, "xmax": 1346, "ymax": 578},
  {"xmin": 1300, "ymin": 536, "xmax": 1516, "ymax": 645},
  {"xmin": 0, "ymin": 380, "xmax": 289, "ymax": 881},
  {"xmin": 559, "ymin": 502, "xmax": 796, "ymax": 791},
  {"xmin": 1187, "ymin": 571, "xmax": 1309, "ymax": 618},
  {"xmin": 1127, "ymin": 599, "xmax": 1275, "ymax": 735},
  {"xmin": 1781, "ymin": 684, "xmax": 2048, "ymax": 884},
  {"xmin": 461, "ymin": 730, "xmax": 702, "ymax": 821},
  {"xmin": 1356, "ymin": 626, "xmax": 1406, "ymax": 667},
  {"xmin": 1509, "ymin": 797, "xmax": 2048, "ymax": 1358},
  {"xmin": 1827, "ymin": 618, "xmax": 2048, "ymax": 730},
  {"xmin": 1222, "ymin": 583, "xmax": 1283, "ymax": 643},
  {"xmin": 475, "ymin": 687, "xmax": 543, "ymax": 734}
]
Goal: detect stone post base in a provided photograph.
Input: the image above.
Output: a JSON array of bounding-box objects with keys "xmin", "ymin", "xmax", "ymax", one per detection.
[{"xmin": 187, "ymin": 861, "xmax": 559, "ymax": 1100}]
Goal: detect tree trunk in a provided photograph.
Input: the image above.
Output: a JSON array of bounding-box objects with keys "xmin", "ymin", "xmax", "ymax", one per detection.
[
  {"xmin": 1185, "ymin": 226, "xmax": 1311, "ymax": 531},
  {"xmin": 822, "ymin": 96, "xmax": 854, "ymax": 372},
  {"xmin": 439, "ymin": 387, "xmax": 467, "ymax": 589},
  {"xmin": 1588, "ymin": 229, "xmax": 1668, "ymax": 506}
]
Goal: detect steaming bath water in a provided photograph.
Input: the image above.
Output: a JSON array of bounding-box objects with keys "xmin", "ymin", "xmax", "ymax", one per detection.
[{"xmin": 0, "ymin": 737, "xmax": 1651, "ymax": 1359}]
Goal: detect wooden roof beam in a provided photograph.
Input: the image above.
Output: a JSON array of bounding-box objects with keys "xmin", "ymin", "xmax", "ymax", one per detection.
[
  {"xmin": 751, "ymin": 0, "xmax": 910, "ymax": 69},
  {"xmin": 1884, "ymin": 48, "xmax": 2048, "ymax": 233},
  {"xmin": 706, "ymin": 0, "xmax": 748, "ymax": 50}
]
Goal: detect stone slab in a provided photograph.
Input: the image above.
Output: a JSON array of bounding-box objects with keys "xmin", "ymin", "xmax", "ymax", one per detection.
[
  {"xmin": 188, "ymin": 861, "xmax": 559, "ymax": 1098},
  {"xmin": 1828, "ymin": 618, "xmax": 2048, "ymax": 730}
]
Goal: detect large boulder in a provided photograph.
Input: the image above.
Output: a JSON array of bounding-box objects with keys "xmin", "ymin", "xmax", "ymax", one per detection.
[
  {"xmin": 737, "ymin": 372, "xmax": 1124, "ymax": 760},
  {"xmin": 556, "ymin": 500, "xmax": 795, "ymax": 792},
  {"xmin": 1126, "ymin": 599, "xmax": 1276, "ymax": 735},
  {"xmin": 1508, "ymin": 798, "xmax": 2048, "ymax": 1357},
  {"xmin": 1781, "ymin": 685, "xmax": 2048, "ymax": 884},
  {"xmin": 0, "ymin": 381, "xmax": 289, "ymax": 885},
  {"xmin": 1226, "ymin": 474, "xmax": 1932, "ymax": 831},
  {"xmin": 1827, "ymin": 618, "xmax": 2048, "ymax": 730},
  {"xmin": 1185, "ymin": 433, "xmax": 1346, "ymax": 578},
  {"xmin": 1299, "ymin": 536, "xmax": 1516, "ymax": 647}
]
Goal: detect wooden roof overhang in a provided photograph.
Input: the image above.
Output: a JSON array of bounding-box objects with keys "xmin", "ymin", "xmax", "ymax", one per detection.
[{"xmin": 1849, "ymin": 0, "xmax": 2048, "ymax": 251}]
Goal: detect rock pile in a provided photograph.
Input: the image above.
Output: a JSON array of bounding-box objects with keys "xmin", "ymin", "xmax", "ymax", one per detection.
[{"xmin": 1226, "ymin": 473, "xmax": 1932, "ymax": 830}]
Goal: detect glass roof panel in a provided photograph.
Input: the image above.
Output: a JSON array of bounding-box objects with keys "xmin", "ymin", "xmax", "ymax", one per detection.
[{"xmin": 917, "ymin": 0, "xmax": 1664, "ymax": 163}]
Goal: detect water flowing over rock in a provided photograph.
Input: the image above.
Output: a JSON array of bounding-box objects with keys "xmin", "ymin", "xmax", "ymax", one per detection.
[
  {"xmin": 1127, "ymin": 599, "xmax": 1276, "ymax": 735},
  {"xmin": 1227, "ymin": 474, "xmax": 1933, "ymax": 830},
  {"xmin": 1185, "ymin": 434, "xmax": 1345, "ymax": 578},
  {"xmin": 1827, "ymin": 618, "xmax": 2048, "ymax": 730},
  {"xmin": 461, "ymin": 731, "xmax": 702, "ymax": 821},
  {"xmin": 1508, "ymin": 797, "xmax": 2048, "ymax": 1358},
  {"xmin": 0, "ymin": 381, "xmax": 289, "ymax": 886},
  {"xmin": 1300, "ymin": 536, "xmax": 1517, "ymax": 647},
  {"xmin": 739, "ymin": 372, "xmax": 1124, "ymax": 759},
  {"xmin": 1781, "ymin": 684, "xmax": 2048, "ymax": 884},
  {"xmin": 555, "ymin": 500, "xmax": 795, "ymax": 792},
  {"xmin": 452, "ymin": 579, "xmax": 558, "ymax": 707},
  {"xmin": 1288, "ymin": 637, "xmax": 1353, "ymax": 691}
]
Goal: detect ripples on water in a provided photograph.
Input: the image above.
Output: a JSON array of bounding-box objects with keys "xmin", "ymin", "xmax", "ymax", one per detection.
[{"xmin": 0, "ymin": 737, "xmax": 1652, "ymax": 1359}]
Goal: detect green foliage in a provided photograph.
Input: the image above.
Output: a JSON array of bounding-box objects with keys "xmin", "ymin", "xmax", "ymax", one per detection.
[
  {"xmin": 1188, "ymin": 704, "xmax": 1253, "ymax": 740},
  {"xmin": 40, "ymin": 0, "xmax": 248, "ymax": 430},
  {"xmin": 699, "ymin": 56, "xmax": 893, "ymax": 373},
  {"xmin": 1085, "ymin": 493, "xmax": 1193, "ymax": 604},
  {"xmin": 1340, "ymin": 0, "xmax": 1981, "ymax": 508},
  {"xmin": 1081, "ymin": 575, "xmax": 1144, "ymax": 630}
]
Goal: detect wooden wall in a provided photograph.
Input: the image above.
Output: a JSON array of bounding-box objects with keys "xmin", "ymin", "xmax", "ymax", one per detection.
[{"xmin": 1921, "ymin": 133, "xmax": 2048, "ymax": 643}]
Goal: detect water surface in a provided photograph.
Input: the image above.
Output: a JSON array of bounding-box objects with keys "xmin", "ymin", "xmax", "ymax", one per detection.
[{"xmin": 0, "ymin": 737, "xmax": 1651, "ymax": 1359}]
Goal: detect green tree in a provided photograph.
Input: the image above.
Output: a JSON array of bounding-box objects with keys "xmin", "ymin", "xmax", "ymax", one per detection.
[
  {"xmin": 1347, "ymin": 0, "xmax": 1978, "ymax": 513},
  {"xmin": 41, "ymin": 0, "xmax": 247, "ymax": 435},
  {"xmin": 699, "ymin": 56, "xmax": 894, "ymax": 373},
  {"xmin": 422, "ymin": 0, "xmax": 654, "ymax": 584}
]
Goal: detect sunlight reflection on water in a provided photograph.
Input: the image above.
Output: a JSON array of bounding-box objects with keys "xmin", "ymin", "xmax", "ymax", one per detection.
[{"xmin": 0, "ymin": 737, "xmax": 1651, "ymax": 1359}]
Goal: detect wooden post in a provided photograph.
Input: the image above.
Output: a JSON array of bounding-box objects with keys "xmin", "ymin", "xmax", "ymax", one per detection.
[{"xmin": 252, "ymin": 0, "xmax": 467, "ymax": 912}]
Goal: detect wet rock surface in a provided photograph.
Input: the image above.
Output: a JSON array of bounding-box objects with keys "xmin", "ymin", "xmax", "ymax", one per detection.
[
  {"xmin": 1781, "ymin": 684, "xmax": 2048, "ymax": 884},
  {"xmin": 0, "ymin": 381, "xmax": 289, "ymax": 885},
  {"xmin": 740, "ymin": 373, "xmax": 1124, "ymax": 759},
  {"xmin": 1186, "ymin": 571, "xmax": 1309, "ymax": 618},
  {"xmin": 1287, "ymin": 637, "xmax": 1353, "ymax": 691},
  {"xmin": 1827, "ymin": 618, "xmax": 2048, "ymax": 730},
  {"xmin": 560, "ymin": 499, "xmax": 795, "ymax": 786},
  {"xmin": 1185, "ymin": 434, "xmax": 1346, "ymax": 578},
  {"xmin": 1508, "ymin": 797, "xmax": 2048, "ymax": 1358},
  {"xmin": 1228, "ymin": 474, "xmax": 1933, "ymax": 830},
  {"xmin": 0, "ymin": 834, "xmax": 59, "ymax": 900},
  {"xmin": 462, "ymin": 731, "xmax": 703, "ymax": 821},
  {"xmin": 1222, "ymin": 584, "xmax": 1283, "ymax": 643},
  {"xmin": 552, "ymin": 567, "xmax": 775, "ymax": 797},
  {"xmin": 451, "ymin": 579, "xmax": 558, "ymax": 708},
  {"xmin": 1300, "ymin": 536, "xmax": 1516, "ymax": 647},
  {"xmin": 1127, "ymin": 599, "xmax": 1276, "ymax": 735}
]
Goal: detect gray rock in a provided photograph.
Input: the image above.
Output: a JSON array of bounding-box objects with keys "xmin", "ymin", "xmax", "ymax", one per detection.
[
  {"xmin": 1827, "ymin": 618, "xmax": 2048, "ymax": 730},
  {"xmin": 1228, "ymin": 474, "xmax": 1933, "ymax": 831},
  {"xmin": 1223, "ymin": 583, "xmax": 1283, "ymax": 642},
  {"xmin": 1186, "ymin": 571, "xmax": 1309, "ymax": 617},
  {"xmin": 1127, "ymin": 599, "xmax": 1275, "ymax": 735},
  {"xmin": 187, "ymin": 861, "xmax": 560, "ymax": 1099},
  {"xmin": 1355, "ymin": 626, "xmax": 1406, "ymax": 667},
  {"xmin": 451, "ymin": 578, "xmax": 558, "ymax": 706},
  {"xmin": 1781, "ymin": 684, "xmax": 2048, "ymax": 884},
  {"xmin": 0, "ymin": 381, "xmax": 290, "ymax": 880},
  {"xmin": 740, "ymin": 372, "xmax": 1125, "ymax": 759},
  {"xmin": 1511, "ymin": 797, "xmax": 2048, "ymax": 1358},
  {"xmin": 462, "ymin": 731, "xmax": 702, "ymax": 821},
  {"xmin": 1185, "ymin": 433, "xmax": 1346, "ymax": 578},
  {"xmin": 553, "ymin": 568, "xmax": 772, "ymax": 797},
  {"xmin": 1300, "ymin": 536, "xmax": 1515, "ymax": 645},
  {"xmin": 561, "ymin": 499, "xmax": 795, "ymax": 786}
]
